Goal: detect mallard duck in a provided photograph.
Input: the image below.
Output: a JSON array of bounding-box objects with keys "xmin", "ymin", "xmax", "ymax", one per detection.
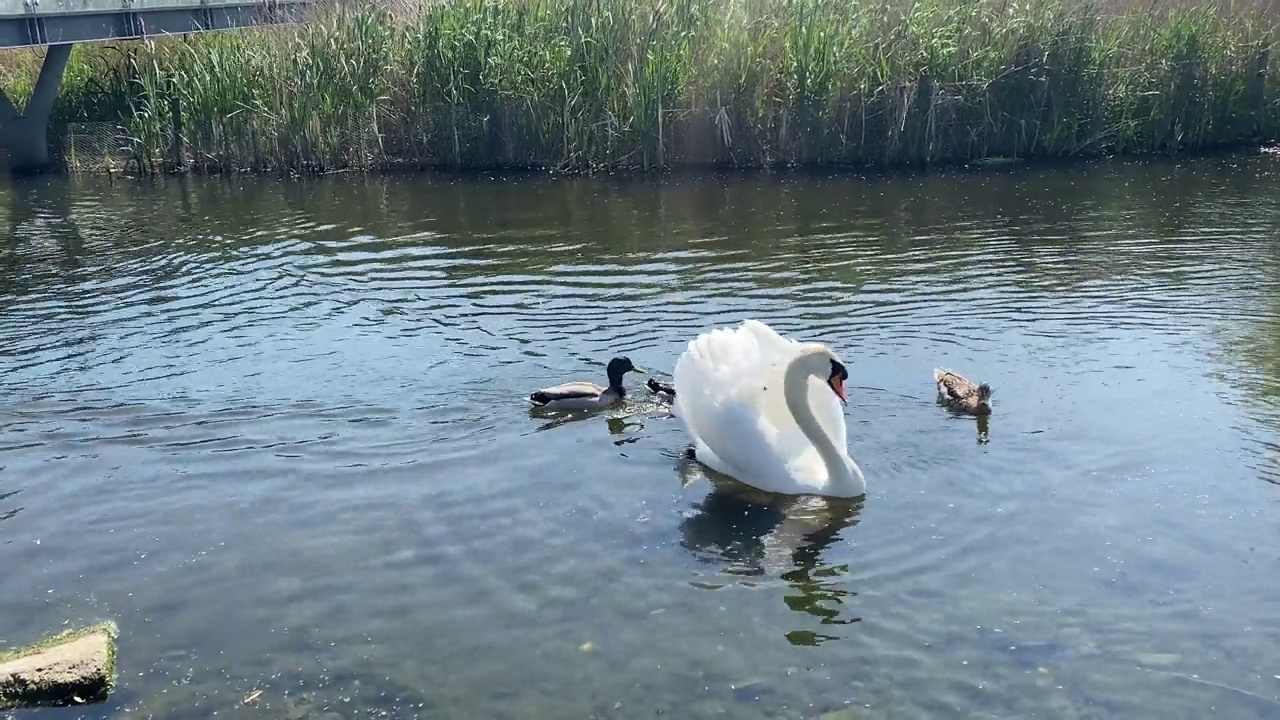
[
  {"xmin": 646, "ymin": 377, "xmax": 675, "ymax": 399},
  {"xmin": 529, "ymin": 356, "xmax": 644, "ymax": 411},
  {"xmin": 934, "ymin": 368, "xmax": 992, "ymax": 415}
]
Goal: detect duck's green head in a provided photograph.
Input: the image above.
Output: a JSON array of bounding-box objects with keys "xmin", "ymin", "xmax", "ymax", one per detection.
[{"xmin": 606, "ymin": 356, "xmax": 644, "ymax": 386}]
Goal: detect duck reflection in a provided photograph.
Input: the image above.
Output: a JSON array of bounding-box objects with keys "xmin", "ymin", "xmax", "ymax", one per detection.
[
  {"xmin": 677, "ymin": 459, "xmax": 864, "ymax": 646},
  {"xmin": 526, "ymin": 397, "xmax": 668, "ymax": 437},
  {"xmin": 940, "ymin": 404, "xmax": 991, "ymax": 445}
]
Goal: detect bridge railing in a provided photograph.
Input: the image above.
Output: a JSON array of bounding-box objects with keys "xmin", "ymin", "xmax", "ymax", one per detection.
[{"xmin": 0, "ymin": 0, "xmax": 310, "ymax": 48}]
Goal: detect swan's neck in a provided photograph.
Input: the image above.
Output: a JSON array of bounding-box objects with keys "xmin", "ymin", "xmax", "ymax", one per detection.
[{"xmin": 783, "ymin": 355, "xmax": 865, "ymax": 496}]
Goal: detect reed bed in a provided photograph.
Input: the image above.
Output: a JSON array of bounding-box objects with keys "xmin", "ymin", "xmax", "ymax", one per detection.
[{"xmin": 1, "ymin": 0, "xmax": 1277, "ymax": 174}]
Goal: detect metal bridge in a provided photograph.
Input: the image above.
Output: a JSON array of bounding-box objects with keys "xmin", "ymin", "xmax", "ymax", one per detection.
[{"xmin": 0, "ymin": 0, "xmax": 311, "ymax": 174}]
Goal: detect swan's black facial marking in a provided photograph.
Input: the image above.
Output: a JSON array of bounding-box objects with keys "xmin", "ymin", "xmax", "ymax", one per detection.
[
  {"xmin": 829, "ymin": 359, "xmax": 849, "ymax": 382},
  {"xmin": 826, "ymin": 358, "xmax": 849, "ymax": 405}
]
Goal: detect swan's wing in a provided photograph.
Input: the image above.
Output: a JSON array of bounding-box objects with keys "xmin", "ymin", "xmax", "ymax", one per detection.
[
  {"xmin": 741, "ymin": 320, "xmax": 849, "ymax": 469},
  {"xmin": 673, "ymin": 320, "xmax": 843, "ymax": 490},
  {"xmin": 673, "ymin": 320, "xmax": 794, "ymax": 419},
  {"xmin": 741, "ymin": 319, "xmax": 847, "ymax": 439},
  {"xmin": 689, "ymin": 395, "xmax": 800, "ymax": 489},
  {"xmin": 672, "ymin": 321, "xmax": 786, "ymax": 463},
  {"xmin": 530, "ymin": 381, "xmax": 604, "ymax": 405},
  {"xmin": 738, "ymin": 319, "xmax": 802, "ymax": 358}
]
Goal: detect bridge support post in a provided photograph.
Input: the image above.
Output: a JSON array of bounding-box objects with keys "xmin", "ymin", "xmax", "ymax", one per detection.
[{"xmin": 0, "ymin": 42, "xmax": 72, "ymax": 176}]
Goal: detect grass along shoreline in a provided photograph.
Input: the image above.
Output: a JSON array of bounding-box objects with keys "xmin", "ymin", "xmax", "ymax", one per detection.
[{"xmin": 1, "ymin": 0, "xmax": 1277, "ymax": 176}]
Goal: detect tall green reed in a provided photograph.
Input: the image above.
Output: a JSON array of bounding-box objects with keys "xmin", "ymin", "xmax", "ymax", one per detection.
[{"xmin": 4, "ymin": 0, "xmax": 1274, "ymax": 175}]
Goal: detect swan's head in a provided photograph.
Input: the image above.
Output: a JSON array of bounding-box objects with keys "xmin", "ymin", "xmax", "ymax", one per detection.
[
  {"xmin": 799, "ymin": 344, "xmax": 849, "ymax": 405},
  {"xmin": 606, "ymin": 356, "xmax": 644, "ymax": 386},
  {"xmin": 826, "ymin": 357, "xmax": 849, "ymax": 405}
]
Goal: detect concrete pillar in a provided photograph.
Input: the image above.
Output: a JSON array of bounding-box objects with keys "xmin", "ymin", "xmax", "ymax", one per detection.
[{"xmin": 0, "ymin": 42, "xmax": 73, "ymax": 175}]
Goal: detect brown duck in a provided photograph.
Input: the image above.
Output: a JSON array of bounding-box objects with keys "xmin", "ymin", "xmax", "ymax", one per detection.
[{"xmin": 934, "ymin": 368, "xmax": 992, "ymax": 415}]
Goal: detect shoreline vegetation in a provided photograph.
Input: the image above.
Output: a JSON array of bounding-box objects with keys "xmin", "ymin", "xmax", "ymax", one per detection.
[{"xmin": 0, "ymin": 0, "xmax": 1277, "ymax": 176}]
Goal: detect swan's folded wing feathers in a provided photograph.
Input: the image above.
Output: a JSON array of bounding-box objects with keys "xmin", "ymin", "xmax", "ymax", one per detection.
[
  {"xmin": 673, "ymin": 319, "xmax": 856, "ymax": 494},
  {"xmin": 740, "ymin": 318, "xmax": 802, "ymax": 359},
  {"xmin": 675, "ymin": 319, "xmax": 813, "ymax": 436},
  {"xmin": 692, "ymin": 320, "xmax": 797, "ymax": 407},
  {"xmin": 673, "ymin": 370, "xmax": 796, "ymax": 486},
  {"xmin": 673, "ymin": 320, "xmax": 780, "ymax": 447},
  {"xmin": 693, "ymin": 395, "xmax": 797, "ymax": 486},
  {"xmin": 742, "ymin": 326, "xmax": 847, "ymax": 469},
  {"xmin": 673, "ymin": 320, "xmax": 837, "ymax": 490}
]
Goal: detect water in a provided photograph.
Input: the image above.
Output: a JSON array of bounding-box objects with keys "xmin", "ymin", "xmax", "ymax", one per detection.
[{"xmin": 3, "ymin": 157, "xmax": 1280, "ymax": 719}]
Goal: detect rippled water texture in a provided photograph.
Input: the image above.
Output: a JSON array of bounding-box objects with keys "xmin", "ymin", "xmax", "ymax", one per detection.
[{"xmin": 4, "ymin": 157, "xmax": 1280, "ymax": 719}]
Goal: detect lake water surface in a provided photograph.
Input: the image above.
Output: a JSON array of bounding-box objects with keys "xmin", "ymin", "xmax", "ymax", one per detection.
[{"xmin": 3, "ymin": 157, "xmax": 1280, "ymax": 719}]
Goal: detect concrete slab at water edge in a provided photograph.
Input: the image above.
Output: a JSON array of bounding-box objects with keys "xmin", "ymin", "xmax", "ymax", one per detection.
[{"xmin": 0, "ymin": 623, "xmax": 117, "ymax": 709}]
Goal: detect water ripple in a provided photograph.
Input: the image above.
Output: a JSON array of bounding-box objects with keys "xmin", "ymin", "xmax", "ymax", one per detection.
[{"xmin": 4, "ymin": 160, "xmax": 1280, "ymax": 718}]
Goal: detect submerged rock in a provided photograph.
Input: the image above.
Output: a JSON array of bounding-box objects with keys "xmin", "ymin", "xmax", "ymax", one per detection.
[{"xmin": 0, "ymin": 622, "xmax": 117, "ymax": 709}]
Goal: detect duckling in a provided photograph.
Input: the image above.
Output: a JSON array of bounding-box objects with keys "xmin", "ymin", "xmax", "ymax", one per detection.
[
  {"xmin": 529, "ymin": 356, "xmax": 644, "ymax": 411},
  {"xmin": 646, "ymin": 377, "xmax": 676, "ymax": 400},
  {"xmin": 934, "ymin": 368, "xmax": 992, "ymax": 415}
]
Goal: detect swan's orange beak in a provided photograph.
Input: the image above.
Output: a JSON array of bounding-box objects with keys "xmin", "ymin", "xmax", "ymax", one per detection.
[{"xmin": 828, "ymin": 375, "xmax": 848, "ymax": 405}]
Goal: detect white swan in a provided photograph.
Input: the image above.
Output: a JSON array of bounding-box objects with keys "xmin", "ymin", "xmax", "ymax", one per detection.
[{"xmin": 672, "ymin": 319, "xmax": 866, "ymax": 499}]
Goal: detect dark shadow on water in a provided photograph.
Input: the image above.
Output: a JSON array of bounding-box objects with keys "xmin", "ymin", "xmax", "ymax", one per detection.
[
  {"xmin": 2, "ymin": 176, "xmax": 87, "ymax": 293},
  {"xmin": 524, "ymin": 400, "xmax": 624, "ymax": 431},
  {"xmin": 676, "ymin": 463, "xmax": 864, "ymax": 647},
  {"xmin": 525, "ymin": 406, "xmax": 590, "ymax": 433}
]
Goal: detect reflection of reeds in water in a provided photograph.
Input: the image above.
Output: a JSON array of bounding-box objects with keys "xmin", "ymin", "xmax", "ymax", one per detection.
[
  {"xmin": 0, "ymin": 0, "xmax": 1274, "ymax": 174},
  {"xmin": 677, "ymin": 476, "xmax": 864, "ymax": 646}
]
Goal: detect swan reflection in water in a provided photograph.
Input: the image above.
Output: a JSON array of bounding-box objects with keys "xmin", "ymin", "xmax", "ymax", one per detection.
[{"xmin": 676, "ymin": 455, "xmax": 864, "ymax": 646}]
